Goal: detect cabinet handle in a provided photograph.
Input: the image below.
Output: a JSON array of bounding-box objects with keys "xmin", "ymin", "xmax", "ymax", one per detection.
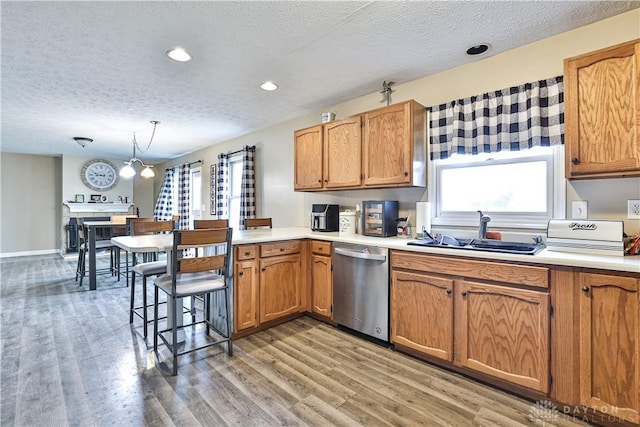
[
  {"xmin": 244, "ymin": 251, "xmax": 251, "ymax": 256},
  {"xmin": 317, "ymin": 179, "xmax": 321, "ymax": 183},
  {"xmin": 280, "ymin": 247, "xmax": 285, "ymax": 252},
  {"xmin": 261, "ymin": 267, "xmax": 266, "ymax": 272},
  {"xmin": 446, "ymin": 289, "xmax": 452, "ymax": 295},
  {"xmin": 324, "ymin": 179, "xmax": 328, "ymax": 182},
  {"xmin": 404, "ymin": 171, "xmax": 409, "ymax": 177},
  {"xmin": 572, "ymin": 157, "xmax": 580, "ymax": 165},
  {"xmin": 461, "ymin": 291, "xmax": 467, "ymax": 297},
  {"xmin": 581, "ymin": 285, "xmax": 589, "ymax": 292},
  {"xmin": 238, "ymin": 271, "xmax": 244, "ymax": 277}
]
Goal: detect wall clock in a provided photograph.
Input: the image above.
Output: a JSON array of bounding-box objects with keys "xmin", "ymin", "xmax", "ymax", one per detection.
[{"xmin": 81, "ymin": 159, "xmax": 119, "ymax": 192}]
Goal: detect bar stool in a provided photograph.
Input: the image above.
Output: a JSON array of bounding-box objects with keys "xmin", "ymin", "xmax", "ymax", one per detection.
[
  {"xmin": 153, "ymin": 228, "xmax": 233, "ymax": 375},
  {"xmin": 244, "ymin": 217, "xmax": 272, "ymax": 229},
  {"xmin": 129, "ymin": 220, "xmax": 174, "ymax": 339}
]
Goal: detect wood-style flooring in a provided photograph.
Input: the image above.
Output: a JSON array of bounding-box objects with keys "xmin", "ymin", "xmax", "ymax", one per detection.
[{"xmin": 0, "ymin": 254, "xmax": 589, "ymax": 427}]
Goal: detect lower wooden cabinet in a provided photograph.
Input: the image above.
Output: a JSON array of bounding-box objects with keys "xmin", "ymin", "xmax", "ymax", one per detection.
[
  {"xmin": 259, "ymin": 253, "xmax": 302, "ymax": 323},
  {"xmin": 233, "ymin": 241, "xmax": 303, "ymax": 334},
  {"xmin": 310, "ymin": 240, "xmax": 332, "ymax": 319},
  {"xmin": 455, "ymin": 280, "xmax": 550, "ymax": 393},
  {"xmin": 391, "ymin": 270, "xmax": 453, "ymax": 361},
  {"xmin": 390, "ymin": 251, "xmax": 550, "ymax": 394},
  {"xmin": 579, "ymin": 271, "xmax": 640, "ymax": 424}
]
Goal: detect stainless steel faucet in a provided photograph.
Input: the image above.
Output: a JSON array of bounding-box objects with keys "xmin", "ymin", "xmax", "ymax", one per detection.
[{"xmin": 477, "ymin": 210, "xmax": 491, "ymax": 239}]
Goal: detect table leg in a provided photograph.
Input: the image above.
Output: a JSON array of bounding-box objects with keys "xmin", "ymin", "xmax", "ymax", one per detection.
[{"xmin": 88, "ymin": 226, "xmax": 97, "ymax": 291}]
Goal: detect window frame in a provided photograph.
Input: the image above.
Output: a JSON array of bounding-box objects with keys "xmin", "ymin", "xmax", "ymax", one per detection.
[
  {"xmin": 429, "ymin": 145, "xmax": 565, "ymax": 231},
  {"xmin": 227, "ymin": 154, "xmax": 243, "ymax": 230}
]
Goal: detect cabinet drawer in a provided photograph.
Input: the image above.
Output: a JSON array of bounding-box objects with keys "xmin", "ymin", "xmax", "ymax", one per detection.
[
  {"xmin": 236, "ymin": 245, "xmax": 257, "ymax": 260},
  {"xmin": 260, "ymin": 240, "xmax": 301, "ymax": 257},
  {"xmin": 391, "ymin": 251, "xmax": 549, "ymax": 289},
  {"xmin": 312, "ymin": 240, "xmax": 332, "ymax": 255}
]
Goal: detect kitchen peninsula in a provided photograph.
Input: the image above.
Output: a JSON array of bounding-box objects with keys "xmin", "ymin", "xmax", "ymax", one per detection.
[{"xmin": 228, "ymin": 226, "xmax": 640, "ymax": 426}]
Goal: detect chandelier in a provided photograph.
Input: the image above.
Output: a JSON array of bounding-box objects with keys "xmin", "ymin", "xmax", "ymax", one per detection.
[{"xmin": 120, "ymin": 120, "xmax": 160, "ymax": 179}]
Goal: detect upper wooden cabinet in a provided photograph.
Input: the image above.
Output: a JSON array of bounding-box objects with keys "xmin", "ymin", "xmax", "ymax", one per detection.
[
  {"xmin": 564, "ymin": 39, "xmax": 640, "ymax": 179},
  {"xmin": 294, "ymin": 125, "xmax": 323, "ymax": 190},
  {"xmin": 293, "ymin": 100, "xmax": 427, "ymax": 191},
  {"xmin": 363, "ymin": 100, "xmax": 427, "ymax": 187},
  {"xmin": 323, "ymin": 116, "xmax": 362, "ymax": 188}
]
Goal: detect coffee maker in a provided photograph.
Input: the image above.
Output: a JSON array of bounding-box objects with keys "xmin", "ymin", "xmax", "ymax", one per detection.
[{"xmin": 310, "ymin": 204, "xmax": 339, "ymax": 232}]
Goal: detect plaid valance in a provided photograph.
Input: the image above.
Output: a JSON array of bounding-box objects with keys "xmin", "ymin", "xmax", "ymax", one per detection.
[{"xmin": 428, "ymin": 76, "xmax": 564, "ymax": 160}]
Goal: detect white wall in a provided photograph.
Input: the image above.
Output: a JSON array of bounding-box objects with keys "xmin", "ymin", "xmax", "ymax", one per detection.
[
  {"xmin": 159, "ymin": 9, "xmax": 640, "ymax": 235},
  {"xmin": 62, "ymin": 155, "xmax": 133, "ymax": 203}
]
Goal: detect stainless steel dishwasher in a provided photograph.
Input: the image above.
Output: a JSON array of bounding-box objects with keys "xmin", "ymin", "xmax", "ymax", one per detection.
[{"xmin": 332, "ymin": 242, "xmax": 389, "ymax": 342}]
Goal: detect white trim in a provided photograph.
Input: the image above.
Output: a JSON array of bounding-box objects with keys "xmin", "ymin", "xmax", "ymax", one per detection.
[
  {"xmin": 64, "ymin": 202, "xmax": 132, "ymax": 213},
  {"xmin": 0, "ymin": 249, "xmax": 60, "ymax": 258}
]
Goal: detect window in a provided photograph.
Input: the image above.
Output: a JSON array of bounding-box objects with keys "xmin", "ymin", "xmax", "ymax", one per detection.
[
  {"xmin": 189, "ymin": 167, "xmax": 202, "ymax": 228},
  {"xmin": 227, "ymin": 155, "xmax": 243, "ymax": 230},
  {"xmin": 430, "ymin": 146, "xmax": 565, "ymax": 230}
]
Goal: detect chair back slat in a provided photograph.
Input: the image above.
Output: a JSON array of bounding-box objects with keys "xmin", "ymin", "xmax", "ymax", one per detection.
[
  {"xmin": 132, "ymin": 220, "xmax": 174, "ymax": 235},
  {"xmin": 177, "ymin": 255, "xmax": 225, "ymax": 273},
  {"xmin": 193, "ymin": 219, "xmax": 229, "ymax": 230},
  {"xmin": 176, "ymin": 228, "xmax": 229, "ymax": 246},
  {"xmin": 127, "ymin": 217, "xmax": 154, "ymax": 235},
  {"xmin": 170, "ymin": 228, "xmax": 232, "ymax": 278},
  {"xmin": 244, "ymin": 217, "xmax": 272, "ymax": 229}
]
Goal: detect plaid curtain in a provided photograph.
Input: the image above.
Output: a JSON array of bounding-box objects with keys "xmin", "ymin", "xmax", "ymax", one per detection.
[
  {"xmin": 429, "ymin": 76, "xmax": 564, "ymax": 160},
  {"xmin": 216, "ymin": 154, "xmax": 229, "ymax": 218},
  {"xmin": 153, "ymin": 168, "xmax": 175, "ymax": 221},
  {"xmin": 177, "ymin": 163, "xmax": 191, "ymax": 230},
  {"xmin": 239, "ymin": 145, "xmax": 256, "ymax": 230}
]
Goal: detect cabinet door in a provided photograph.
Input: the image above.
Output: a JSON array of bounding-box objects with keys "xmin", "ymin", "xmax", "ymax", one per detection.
[
  {"xmin": 294, "ymin": 125, "xmax": 324, "ymax": 190},
  {"xmin": 363, "ymin": 102, "xmax": 413, "ymax": 186},
  {"xmin": 259, "ymin": 254, "xmax": 302, "ymax": 323},
  {"xmin": 564, "ymin": 40, "xmax": 640, "ymax": 178},
  {"xmin": 391, "ymin": 271, "xmax": 454, "ymax": 361},
  {"xmin": 311, "ymin": 254, "xmax": 332, "ymax": 318},
  {"xmin": 456, "ymin": 280, "xmax": 550, "ymax": 393},
  {"xmin": 323, "ymin": 116, "xmax": 362, "ymax": 188},
  {"xmin": 234, "ymin": 259, "xmax": 258, "ymax": 333},
  {"xmin": 579, "ymin": 272, "xmax": 640, "ymax": 424}
]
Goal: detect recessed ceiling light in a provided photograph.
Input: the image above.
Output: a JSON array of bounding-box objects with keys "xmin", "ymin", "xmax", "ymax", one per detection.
[
  {"xmin": 466, "ymin": 43, "xmax": 490, "ymax": 56},
  {"xmin": 166, "ymin": 47, "xmax": 192, "ymax": 62},
  {"xmin": 260, "ymin": 81, "xmax": 278, "ymax": 91}
]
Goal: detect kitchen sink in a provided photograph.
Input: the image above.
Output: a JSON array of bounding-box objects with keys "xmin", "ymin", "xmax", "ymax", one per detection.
[{"xmin": 407, "ymin": 236, "xmax": 544, "ymax": 255}]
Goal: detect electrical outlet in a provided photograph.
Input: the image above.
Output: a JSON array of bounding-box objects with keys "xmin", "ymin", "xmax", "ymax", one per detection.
[
  {"xmin": 628, "ymin": 200, "xmax": 640, "ymax": 219},
  {"xmin": 572, "ymin": 201, "xmax": 588, "ymax": 219}
]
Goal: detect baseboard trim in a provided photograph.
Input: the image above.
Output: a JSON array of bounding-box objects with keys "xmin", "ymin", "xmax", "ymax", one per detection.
[{"xmin": 0, "ymin": 249, "xmax": 61, "ymax": 259}]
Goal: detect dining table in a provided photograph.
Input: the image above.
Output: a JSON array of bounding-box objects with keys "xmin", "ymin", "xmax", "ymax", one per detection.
[{"xmin": 83, "ymin": 220, "xmax": 134, "ymax": 290}]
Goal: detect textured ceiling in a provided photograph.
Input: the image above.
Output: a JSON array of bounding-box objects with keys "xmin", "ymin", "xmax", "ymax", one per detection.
[{"xmin": 2, "ymin": 1, "xmax": 639, "ymax": 163}]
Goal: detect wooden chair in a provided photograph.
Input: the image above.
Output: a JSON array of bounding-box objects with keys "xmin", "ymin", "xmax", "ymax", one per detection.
[
  {"xmin": 244, "ymin": 217, "xmax": 272, "ymax": 229},
  {"xmin": 194, "ymin": 219, "xmax": 229, "ymax": 229},
  {"xmin": 129, "ymin": 220, "xmax": 175, "ymax": 339},
  {"xmin": 153, "ymin": 228, "xmax": 233, "ymax": 375},
  {"xmin": 110, "ymin": 215, "xmax": 137, "ymax": 281}
]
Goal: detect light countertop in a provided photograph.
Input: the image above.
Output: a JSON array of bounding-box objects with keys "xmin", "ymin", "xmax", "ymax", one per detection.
[{"xmin": 232, "ymin": 227, "xmax": 640, "ymax": 274}]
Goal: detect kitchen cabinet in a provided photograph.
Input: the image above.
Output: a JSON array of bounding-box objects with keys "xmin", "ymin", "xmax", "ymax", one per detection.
[
  {"xmin": 390, "ymin": 251, "xmax": 550, "ymax": 393},
  {"xmin": 233, "ymin": 245, "xmax": 258, "ymax": 333},
  {"xmin": 294, "ymin": 125, "xmax": 324, "ymax": 190},
  {"xmin": 310, "ymin": 240, "xmax": 332, "ymax": 319},
  {"xmin": 455, "ymin": 280, "xmax": 549, "ymax": 392},
  {"xmin": 233, "ymin": 241, "xmax": 304, "ymax": 334},
  {"xmin": 363, "ymin": 100, "xmax": 427, "ymax": 187},
  {"xmin": 293, "ymin": 100, "xmax": 427, "ymax": 191},
  {"xmin": 564, "ymin": 39, "xmax": 640, "ymax": 179},
  {"xmin": 391, "ymin": 270, "xmax": 453, "ymax": 361},
  {"xmin": 259, "ymin": 241, "xmax": 303, "ymax": 323},
  {"xmin": 323, "ymin": 116, "xmax": 362, "ymax": 188},
  {"xmin": 578, "ymin": 271, "xmax": 640, "ymax": 424}
]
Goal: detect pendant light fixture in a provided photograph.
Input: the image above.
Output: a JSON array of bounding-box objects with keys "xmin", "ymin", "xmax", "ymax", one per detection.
[{"xmin": 120, "ymin": 120, "xmax": 160, "ymax": 179}]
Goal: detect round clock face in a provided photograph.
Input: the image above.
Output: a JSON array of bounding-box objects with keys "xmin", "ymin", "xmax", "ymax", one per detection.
[{"xmin": 81, "ymin": 159, "xmax": 119, "ymax": 191}]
